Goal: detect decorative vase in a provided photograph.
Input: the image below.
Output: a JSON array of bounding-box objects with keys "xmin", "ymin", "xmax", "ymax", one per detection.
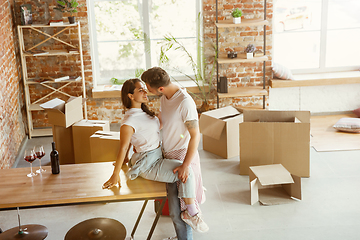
[
  {"xmin": 68, "ymin": 16, "xmax": 75, "ymax": 24},
  {"xmin": 233, "ymin": 17, "xmax": 241, "ymax": 24},
  {"xmin": 246, "ymin": 52, "xmax": 254, "ymax": 59}
]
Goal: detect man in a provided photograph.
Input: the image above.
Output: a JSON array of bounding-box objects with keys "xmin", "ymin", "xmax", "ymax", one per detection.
[{"xmin": 141, "ymin": 67, "xmax": 208, "ymax": 239}]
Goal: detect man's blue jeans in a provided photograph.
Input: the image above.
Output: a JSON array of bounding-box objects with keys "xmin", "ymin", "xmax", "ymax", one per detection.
[{"xmin": 167, "ymin": 182, "xmax": 193, "ymax": 240}]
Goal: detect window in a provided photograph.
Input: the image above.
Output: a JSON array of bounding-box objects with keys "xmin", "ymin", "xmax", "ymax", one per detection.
[
  {"xmin": 88, "ymin": 0, "xmax": 200, "ymax": 86},
  {"xmin": 273, "ymin": 0, "xmax": 360, "ymax": 74}
]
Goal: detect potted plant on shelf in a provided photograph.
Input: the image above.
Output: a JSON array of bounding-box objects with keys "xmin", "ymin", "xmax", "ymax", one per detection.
[
  {"xmin": 54, "ymin": 0, "xmax": 84, "ymax": 24},
  {"xmin": 232, "ymin": 8, "xmax": 242, "ymax": 24},
  {"xmin": 245, "ymin": 43, "xmax": 256, "ymax": 59}
]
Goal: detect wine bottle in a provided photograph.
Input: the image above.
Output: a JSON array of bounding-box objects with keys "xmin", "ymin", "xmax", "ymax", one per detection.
[{"xmin": 50, "ymin": 142, "xmax": 60, "ymax": 174}]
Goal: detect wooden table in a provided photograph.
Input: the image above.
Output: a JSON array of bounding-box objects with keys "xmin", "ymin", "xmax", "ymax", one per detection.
[{"xmin": 0, "ymin": 162, "xmax": 167, "ymax": 240}]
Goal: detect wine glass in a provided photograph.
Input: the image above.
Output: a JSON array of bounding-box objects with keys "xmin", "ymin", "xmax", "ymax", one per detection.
[
  {"xmin": 24, "ymin": 149, "xmax": 37, "ymax": 177},
  {"xmin": 34, "ymin": 145, "xmax": 46, "ymax": 173}
]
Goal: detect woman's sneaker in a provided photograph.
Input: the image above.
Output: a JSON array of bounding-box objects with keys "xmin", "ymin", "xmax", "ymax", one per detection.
[{"xmin": 180, "ymin": 210, "xmax": 209, "ymax": 233}]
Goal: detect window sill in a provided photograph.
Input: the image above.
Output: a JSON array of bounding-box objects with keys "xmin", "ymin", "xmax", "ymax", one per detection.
[
  {"xmin": 92, "ymin": 81, "xmax": 208, "ymax": 99},
  {"xmin": 269, "ymin": 71, "xmax": 360, "ymax": 88}
]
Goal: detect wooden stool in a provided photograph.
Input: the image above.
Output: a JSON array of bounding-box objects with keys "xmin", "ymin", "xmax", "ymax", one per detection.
[{"xmin": 64, "ymin": 218, "xmax": 126, "ymax": 240}]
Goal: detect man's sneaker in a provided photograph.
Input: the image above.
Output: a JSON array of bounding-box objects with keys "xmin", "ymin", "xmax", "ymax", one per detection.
[{"xmin": 180, "ymin": 210, "xmax": 209, "ymax": 233}]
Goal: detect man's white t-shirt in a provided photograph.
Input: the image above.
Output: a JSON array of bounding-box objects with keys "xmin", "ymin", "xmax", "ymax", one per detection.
[
  {"xmin": 122, "ymin": 108, "xmax": 160, "ymax": 153},
  {"xmin": 160, "ymin": 88, "xmax": 198, "ymax": 153}
]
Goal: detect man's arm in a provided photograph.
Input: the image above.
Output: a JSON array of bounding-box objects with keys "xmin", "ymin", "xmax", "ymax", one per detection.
[{"xmin": 173, "ymin": 119, "xmax": 200, "ymax": 183}]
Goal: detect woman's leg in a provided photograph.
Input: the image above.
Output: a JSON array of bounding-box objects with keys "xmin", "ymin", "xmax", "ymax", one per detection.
[{"xmin": 140, "ymin": 158, "xmax": 196, "ymax": 199}]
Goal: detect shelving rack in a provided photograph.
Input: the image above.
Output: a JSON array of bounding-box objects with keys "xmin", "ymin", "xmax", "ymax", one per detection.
[
  {"xmin": 18, "ymin": 22, "xmax": 87, "ymax": 138},
  {"xmin": 215, "ymin": 0, "xmax": 269, "ymax": 109}
]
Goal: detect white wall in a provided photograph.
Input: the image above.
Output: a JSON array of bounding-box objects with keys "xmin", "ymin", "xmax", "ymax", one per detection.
[{"xmin": 269, "ymin": 83, "xmax": 360, "ymax": 113}]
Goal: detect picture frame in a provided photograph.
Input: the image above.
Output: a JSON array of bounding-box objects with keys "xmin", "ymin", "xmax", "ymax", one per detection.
[{"xmin": 21, "ymin": 4, "xmax": 32, "ymax": 25}]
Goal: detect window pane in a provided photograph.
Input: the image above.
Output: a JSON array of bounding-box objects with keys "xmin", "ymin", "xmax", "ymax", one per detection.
[
  {"xmin": 273, "ymin": 0, "xmax": 321, "ymax": 33},
  {"xmin": 97, "ymin": 41, "xmax": 146, "ymax": 82},
  {"xmin": 273, "ymin": 32, "xmax": 320, "ymax": 70},
  {"xmin": 94, "ymin": 1, "xmax": 143, "ymax": 41},
  {"xmin": 273, "ymin": 0, "xmax": 321, "ymax": 70},
  {"xmin": 326, "ymin": 29, "xmax": 360, "ymax": 67},
  {"xmin": 151, "ymin": 38, "xmax": 197, "ymax": 78},
  {"xmin": 150, "ymin": 0, "xmax": 196, "ymax": 39},
  {"xmin": 328, "ymin": 0, "xmax": 360, "ymax": 29}
]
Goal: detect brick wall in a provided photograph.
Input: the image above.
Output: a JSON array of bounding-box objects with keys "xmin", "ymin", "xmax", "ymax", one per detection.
[
  {"xmin": 0, "ymin": 0, "xmax": 26, "ymax": 169},
  {"xmin": 9, "ymin": 0, "xmax": 273, "ymax": 126}
]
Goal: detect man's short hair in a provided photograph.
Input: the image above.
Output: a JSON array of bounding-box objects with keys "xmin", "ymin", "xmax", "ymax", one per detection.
[{"xmin": 141, "ymin": 67, "xmax": 171, "ymax": 89}]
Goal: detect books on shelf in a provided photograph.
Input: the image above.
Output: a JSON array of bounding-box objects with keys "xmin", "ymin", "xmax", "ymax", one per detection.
[
  {"xmin": 49, "ymin": 76, "xmax": 82, "ymax": 82},
  {"xmin": 49, "ymin": 20, "xmax": 64, "ymax": 26},
  {"xmin": 25, "ymin": 49, "xmax": 49, "ymax": 56},
  {"xmin": 54, "ymin": 76, "xmax": 70, "ymax": 82},
  {"xmin": 67, "ymin": 48, "xmax": 79, "ymax": 53}
]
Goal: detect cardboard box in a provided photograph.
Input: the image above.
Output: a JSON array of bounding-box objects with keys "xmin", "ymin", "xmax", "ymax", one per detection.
[
  {"xmin": 72, "ymin": 120, "xmax": 110, "ymax": 164},
  {"xmin": 249, "ymin": 164, "xmax": 301, "ymax": 205},
  {"xmin": 200, "ymin": 106, "xmax": 243, "ymax": 159},
  {"xmin": 40, "ymin": 96, "xmax": 83, "ymax": 128},
  {"xmin": 52, "ymin": 125, "xmax": 75, "ymax": 164},
  {"xmin": 90, "ymin": 131, "xmax": 120, "ymax": 163},
  {"xmin": 239, "ymin": 110, "xmax": 310, "ymax": 177}
]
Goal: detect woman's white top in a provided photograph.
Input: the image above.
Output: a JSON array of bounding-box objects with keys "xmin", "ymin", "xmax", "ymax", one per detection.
[{"xmin": 121, "ymin": 108, "xmax": 160, "ymax": 153}]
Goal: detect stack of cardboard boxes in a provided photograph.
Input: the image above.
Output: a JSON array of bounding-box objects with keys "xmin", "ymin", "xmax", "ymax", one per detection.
[
  {"xmin": 41, "ymin": 97, "xmax": 117, "ymax": 164},
  {"xmin": 200, "ymin": 106, "xmax": 310, "ymax": 204}
]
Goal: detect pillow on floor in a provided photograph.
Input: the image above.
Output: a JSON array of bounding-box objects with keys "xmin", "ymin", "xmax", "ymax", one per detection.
[
  {"xmin": 333, "ymin": 118, "xmax": 360, "ymax": 133},
  {"xmin": 272, "ymin": 63, "xmax": 294, "ymax": 80},
  {"xmin": 353, "ymin": 107, "xmax": 360, "ymax": 117}
]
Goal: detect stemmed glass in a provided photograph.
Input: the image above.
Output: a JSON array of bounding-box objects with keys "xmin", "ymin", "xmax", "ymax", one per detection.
[
  {"xmin": 24, "ymin": 149, "xmax": 37, "ymax": 177},
  {"xmin": 34, "ymin": 145, "xmax": 46, "ymax": 173}
]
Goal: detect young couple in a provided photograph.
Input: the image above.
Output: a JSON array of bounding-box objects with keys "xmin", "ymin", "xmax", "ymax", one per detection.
[{"xmin": 102, "ymin": 67, "xmax": 208, "ymax": 238}]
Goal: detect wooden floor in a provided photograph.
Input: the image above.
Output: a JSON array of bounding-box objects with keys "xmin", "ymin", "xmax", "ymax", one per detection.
[{"xmin": 310, "ymin": 113, "xmax": 360, "ymax": 151}]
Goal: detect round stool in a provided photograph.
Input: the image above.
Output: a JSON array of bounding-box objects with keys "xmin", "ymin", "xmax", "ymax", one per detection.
[
  {"xmin": 0, "ymin": 224, "xmax": 48, "ymax": 240},
  {"xmin": 64, "ymin": 218, "xmax": 126, "ymax": 240}
]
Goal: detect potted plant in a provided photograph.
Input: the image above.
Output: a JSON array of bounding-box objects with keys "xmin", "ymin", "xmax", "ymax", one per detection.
[
  {"xmin": 54, "ymin": 0, "xmax": 84, "ymax": 24},
  {"xmin": 245, "ymin": 43, "xmax": 256, "ymax": 59},
  {"xmin": 232, "ymin": 8, "xmax": 242, "ymax": 24}
]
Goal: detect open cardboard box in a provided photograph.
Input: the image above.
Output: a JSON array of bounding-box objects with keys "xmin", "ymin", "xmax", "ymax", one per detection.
[
  {"xmin": 240, "ymin": 110, "xmax": 311, "ymax": 177},
  {"xmin": 90, "ymin": 131, "xmax": 120, "ymax": 163},
  {"xmin": 249, "ymin": 164, "xmax": 301, "ymax": 205},
  {"xmin": 40, "ymin": 96, "xmax": 84, "ymax": 128},
  {"xmin": 200, "ymin": 106, "xmax": 243, "ymax": 159},
  {"xmin": 72, "ymin": 120, "xmax": 110, "ymax": 164}
]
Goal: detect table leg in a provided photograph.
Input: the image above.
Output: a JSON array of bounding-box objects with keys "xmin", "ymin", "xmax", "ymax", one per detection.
[
  {"xmin": 0, "ymin": 227, "xmax": 2, "ymax": 233},
  {"xmin": 146, "ymin": 198, "xmax": 166, "ymax": 240},
  {"xmin": 131, "ymin": 199, "xmax": 148, "ymax": 238}
]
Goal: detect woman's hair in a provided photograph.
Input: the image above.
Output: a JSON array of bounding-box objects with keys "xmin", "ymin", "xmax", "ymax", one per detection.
[
  {"xmin": 121, "ymin": 78, "xmax": 155, "ymax": 117},
  {"xmin": 141, "ymin": 67, "xmax": 170, "ymax": 89}
]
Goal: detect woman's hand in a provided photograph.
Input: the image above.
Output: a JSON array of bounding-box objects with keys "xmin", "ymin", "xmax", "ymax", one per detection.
[
  {"xmin": 173, "ymin": 165, "xmax": 190, "ymax": 183},
  {"xmin": 102, "ymin": 173, "xmax": 121, "ymax": 189}
]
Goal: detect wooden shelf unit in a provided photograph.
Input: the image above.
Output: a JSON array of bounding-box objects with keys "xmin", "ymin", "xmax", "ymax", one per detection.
[
  {"xmin": 217, "ymin": 86, "xmax": 268, "ymax": 99},
  {"xmin": 215, "ymin": 0, "xmax": 268, "ymax": 109},
  {"xmin": 18, "ymin": 22, "xmax": 87, "ymax": 138},
  {"xmin": 215, "ymin": 19, "xmax": 269, "ymax": 28}
]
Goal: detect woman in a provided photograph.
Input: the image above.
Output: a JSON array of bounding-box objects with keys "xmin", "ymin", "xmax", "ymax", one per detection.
[{"xmin": 102, "ymin": 78, "xmax": 208, "ymax": 233}]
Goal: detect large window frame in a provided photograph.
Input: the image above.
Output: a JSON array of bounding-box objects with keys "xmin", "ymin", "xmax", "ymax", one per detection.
[
  {"xmin": 88, "ymin": 0, "xmax": 202, "ymax": 88},
  {"xmin": 273, "ymin": 0, "xmax": 360, "ymax": 75}
]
